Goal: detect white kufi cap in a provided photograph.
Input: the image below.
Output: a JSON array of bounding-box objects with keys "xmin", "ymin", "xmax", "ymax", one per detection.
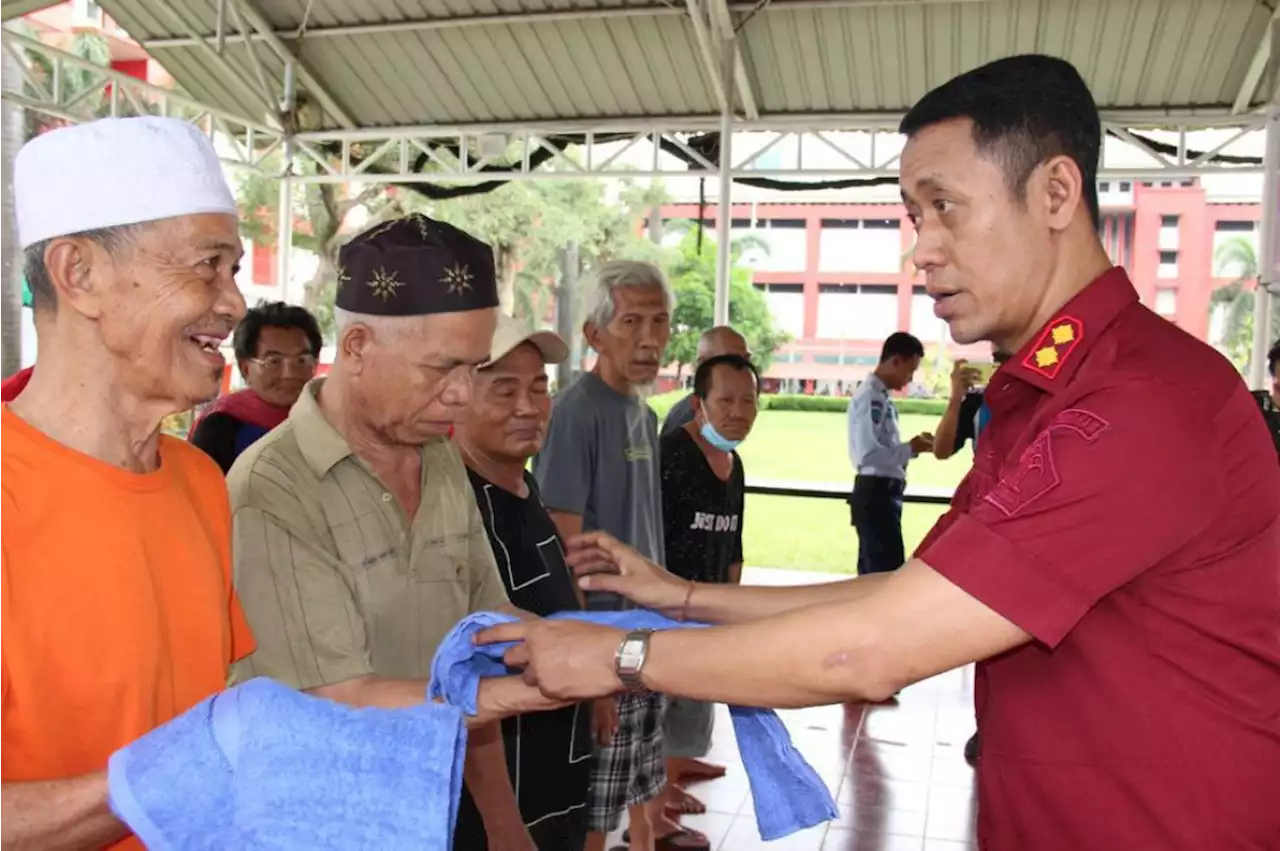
[{"xmin": 15, "ymin": 116, "xmax": 238, "ymax": 249}]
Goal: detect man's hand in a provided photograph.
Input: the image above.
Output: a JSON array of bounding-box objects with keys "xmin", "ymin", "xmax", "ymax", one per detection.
[
  {"xmin": 949, "ymin": 359, "xmax": 979, "ymax": 401},
  {"xmin": 909, "ymin": 433, "xmax": 934, "ymax": 455},
  {"xmin": 470, "ymin": 676, "xmax": 570, "ymax": 727},
  {"xmin": 477, "ymin": 619, "xmax": 625, "ymax": 702},
  {"xmin": 592, "ymin": 696, "xmax": 619, "ymax": 746},
  {"xmin": 564, "ymin": 531, "xmax": 688, "ymax": 614}
]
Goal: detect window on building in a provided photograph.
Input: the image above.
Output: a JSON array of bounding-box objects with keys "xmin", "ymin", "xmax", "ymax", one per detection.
[
  {"xmin": 72, "ymin": 0, "xmax": 103, "ymax": 24},
  {"xmin": 1157, "ymin": 250, "xmax": 1179, "ymax": 279},
  {"xmin": 1098, "ymin": 181, "xmax": 1111, "ymax": 192},
  {"xmin": 1100, "ymin": 213, "xmax": 1134, "ymax": 269},
  {"xmin": 730, "ymin": 219, "xmax": 807, "ymax": 272},
  {"xmin": 758, "ymin": 283, "xmax": 806, "ymax": 339},
  {"xmin": 1159, "ymin": 215, "xmax": 1179, "ymax": 251},
  {"xmin": 910, "ymin": 285, "xmax": 946, "ymax": 339},
  {"xmin": 818, "ymin": 218, "xmax": 903, "ymax": 274},
  {"xmin": 1119, "ymin": 181, "xmax": 1132, "ymax": 192},
  {"xmin": 1212, "ymin": 220, "xmax": 1259, "ymax": 277},
  {"xmin": 1154, "ymin": 288, "xmax": 1177, "ymax": 316},
  {"xmin": 816, "ymin": 284, "xmax": 899, "ymax": 339}
]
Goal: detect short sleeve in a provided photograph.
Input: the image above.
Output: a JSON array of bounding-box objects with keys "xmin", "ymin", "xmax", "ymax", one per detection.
[
  {"xmin": 534, "ymin": 401, "xmax": 595, "ymax": 515},
  {"xmin": 919, "ymin": 383, "xmax": 1224, "ymax": 649},
  {"xmin": 230, "ymin": 498, "xmax": 373, "ymax": 690},
  {"xmin": 466, "ymin": 492, "xmax": 511, "ymax": 613}
]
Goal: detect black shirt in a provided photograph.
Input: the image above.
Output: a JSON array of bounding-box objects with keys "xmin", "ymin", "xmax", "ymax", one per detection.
[
  {"xmin": 454, "ymin": 470, "xmax": 592, "ymax": 844},
  {"xmin": 954, "ymin": 391, "xmax": 985, "ymax": 452},
  {"xmin": 1253, "ymin": 390, "xmax": 1280, "ymax": 459},
  {"xmin": 659, "ymin": 426, "xmax": 745, "ymax": 584}
]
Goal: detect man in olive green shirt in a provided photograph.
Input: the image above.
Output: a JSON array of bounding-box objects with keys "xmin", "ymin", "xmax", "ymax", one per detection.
[{"xmin": 230, "ymin": 215, "xmax": 539, "ymax": 850}]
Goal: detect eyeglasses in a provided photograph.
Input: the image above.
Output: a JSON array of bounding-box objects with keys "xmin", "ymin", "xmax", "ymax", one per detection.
[{"xmin": 250, "ymin": 353, "xmax": 318, "ymax": 373}]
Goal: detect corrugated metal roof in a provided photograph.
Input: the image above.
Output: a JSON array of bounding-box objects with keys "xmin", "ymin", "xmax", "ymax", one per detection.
[{"xmin": 93, "ymin": 0, "xmax": 1278, "ymax": 130}]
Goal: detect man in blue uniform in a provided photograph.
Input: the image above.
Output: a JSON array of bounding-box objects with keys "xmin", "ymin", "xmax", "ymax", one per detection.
[{"xmin": 846, "ymin": 332, "xmax": 933, "ymax": 575}]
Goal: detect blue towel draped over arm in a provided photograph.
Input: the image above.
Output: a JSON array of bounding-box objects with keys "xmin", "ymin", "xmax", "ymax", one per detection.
[
  {"xmin": 107, "ymin": 678, "xmax": 468, "ymax": 850},
  {"xmin": 429, "ymin": 609, "xmax": 839, "ymax": 841}
]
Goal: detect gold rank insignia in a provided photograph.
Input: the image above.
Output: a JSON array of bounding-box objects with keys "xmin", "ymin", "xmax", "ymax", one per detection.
[{"xmin": 1022, "ymin": 315, "xmax": 1084, "ymax": 379}]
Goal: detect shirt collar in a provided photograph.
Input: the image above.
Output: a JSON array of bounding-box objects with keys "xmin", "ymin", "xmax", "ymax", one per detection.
[
  {"xmin": 1000, "ymin": 266, "xmax": 1138, "ymax": 395},
  {"xmin": 290, "ymin": 378, "xmax": 356, "ymax": 477}
]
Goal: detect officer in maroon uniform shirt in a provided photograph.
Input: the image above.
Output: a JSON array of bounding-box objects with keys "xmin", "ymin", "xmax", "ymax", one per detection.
[{"xmin": 478, "ymin": 54, "xmax": 1280, "ymax": 851}]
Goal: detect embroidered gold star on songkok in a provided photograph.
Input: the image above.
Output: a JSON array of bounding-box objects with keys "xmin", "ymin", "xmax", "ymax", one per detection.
[{"xmin": 334, "ymin": 214, "xmax": 498, "ymax": 316}]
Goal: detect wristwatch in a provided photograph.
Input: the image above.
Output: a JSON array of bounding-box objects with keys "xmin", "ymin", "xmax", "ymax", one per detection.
[{"xmin": 614, "ymin": 629, "xmax": 655, "ymax": 692}]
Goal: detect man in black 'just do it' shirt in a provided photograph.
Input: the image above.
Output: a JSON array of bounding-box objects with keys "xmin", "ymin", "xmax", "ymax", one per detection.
[{"xmin": 658, "ymin": 353, "xmax": 759, "ymax": 822}]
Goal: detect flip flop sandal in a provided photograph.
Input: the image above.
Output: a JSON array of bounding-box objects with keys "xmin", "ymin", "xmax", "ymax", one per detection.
[
  {"xmin": 665, "ymin": 786, "xmax": 707, "ymax": 815},
  {"xmin": 674, "ymin": 761, "xmax": 726, "ymax": 784}
]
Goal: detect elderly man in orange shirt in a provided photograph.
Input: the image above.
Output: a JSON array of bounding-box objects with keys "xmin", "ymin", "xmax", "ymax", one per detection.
[{"xmin": 0, "ymin": 117, "xmax": 257, "ymax": 850}]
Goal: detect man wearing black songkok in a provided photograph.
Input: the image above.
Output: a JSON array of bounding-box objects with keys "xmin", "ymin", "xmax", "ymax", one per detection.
[{"xmin": 228, "ymin": 214, "xmax": 545, "ymax": 850}]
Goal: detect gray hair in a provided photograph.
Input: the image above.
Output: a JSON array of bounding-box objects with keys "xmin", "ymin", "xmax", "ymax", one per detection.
[
  {"xmin": 332, "ymin": 307, "xmax": 421, "ymax": 341},
  {"xmin": 583, "ymin": 260, "xmax": 674, "ymax": 328}
]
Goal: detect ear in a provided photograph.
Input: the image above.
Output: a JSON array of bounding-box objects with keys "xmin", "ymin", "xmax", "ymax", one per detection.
[
  {"xmin": 338, "ymin": 323, "xmax": 373, "ymax": 375},
  {"xmin": 1042, "ymin": 154, "xmax": 1085, "ymax": 232},
  {"xmin": 42, "ymin": 237, "xmax": 111, "ymax": 320},
  {"xmin": 237, "ymin": 359, "xmax": 251, "ymax": 381},
  {"xmin": 690, "ymin": 394, "xmax": 703, "ymax": 418},
  {"xmin": 583, "ymin": 321, "xmax": 602, "ymax": 352}
]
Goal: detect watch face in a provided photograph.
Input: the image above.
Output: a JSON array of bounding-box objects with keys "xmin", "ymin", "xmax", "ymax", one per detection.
[{"xmin": 619, "ymin": 638, "xmax": 645, "ymax": 668}]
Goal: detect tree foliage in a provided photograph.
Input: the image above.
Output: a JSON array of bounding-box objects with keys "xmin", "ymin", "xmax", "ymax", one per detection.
[
  {"xmin": 662, "ymin": 225, "xmax": 788, "ymax": 377},
  {"xmin": 423, "ymin": 169, "xmax": 669, "ymax": 324},
  {"xmin": 1209, "ymin": 236, "xmax": 1280, "ymax": 373}
]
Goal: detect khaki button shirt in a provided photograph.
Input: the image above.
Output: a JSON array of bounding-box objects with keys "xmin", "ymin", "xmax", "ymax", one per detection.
[{"xmin": 227, "ymin": 379, "xmax": 509, "ymax": 689}]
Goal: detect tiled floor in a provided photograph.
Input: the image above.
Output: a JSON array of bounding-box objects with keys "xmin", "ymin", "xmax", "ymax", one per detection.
[{"xmin": 608, "ymin": 568, "xmax": 979, "ymax": 851}]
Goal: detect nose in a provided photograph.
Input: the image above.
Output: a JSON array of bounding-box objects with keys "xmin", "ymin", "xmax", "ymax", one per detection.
[
  {"xmin": 910, "ymin": 232, "xmax": 946, "ymax": 276},
  {"xmin": 439, "ymin": 366, "xmax": 474, "ymax": 409},
  {"xmin": 216, "ymin": 274, "xmax": 247, "ymax": 325}
]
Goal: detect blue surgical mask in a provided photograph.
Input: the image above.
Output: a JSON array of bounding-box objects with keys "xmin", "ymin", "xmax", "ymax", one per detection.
[{"xmin": 700, "ymin": 420, "xmax": 742, "ymax": 452}]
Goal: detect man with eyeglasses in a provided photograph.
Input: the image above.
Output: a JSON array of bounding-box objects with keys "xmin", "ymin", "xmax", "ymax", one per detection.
[
  {"xmin": 228, "ymin": 216, "xmax": 542, "ymax": 851},
  {"xmin": 190, "ymin": 301, "xmax": 322, "ymax": 473}
]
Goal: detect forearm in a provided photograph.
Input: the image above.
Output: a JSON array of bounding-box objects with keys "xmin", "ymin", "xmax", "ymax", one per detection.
[
  {"xmin": 463, "ymin": 721, "xmax": 525, "ymax": 832},
  {"xmin": 1, "ymin": 773, "xmax": 129, "ymax": 851},
  {"xmin": 675, "ymin": 573, "xmax": 889, "ymax": 625},
  {"xmin": 641, "ymin": 597, "xmax": 896, "ymax": 708},
  {"xmin": 727, "ymin": 561, "xmax": 742, "ymax": 585},
  {"xmin": 932, "ymin": 397, "xmax": 964, "ymax": 459},
  {"xmin": 309, "ymin": 675, "xmax": 558, "ymax": 729}
]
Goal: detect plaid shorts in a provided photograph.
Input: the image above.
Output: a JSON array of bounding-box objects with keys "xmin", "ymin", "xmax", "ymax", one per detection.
[{"xmin": 586, "ymin": 691, "xmax": 667, "ymax": 833}]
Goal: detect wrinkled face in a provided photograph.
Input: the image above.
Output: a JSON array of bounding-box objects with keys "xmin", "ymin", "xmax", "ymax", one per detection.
[
  {"xmin": 347, "ymin": 308, "xmax": 497, "ymax": 445},
  {"xmin": 455, "ymin": 342, "xmax": 551, "ymax": 465},
  {"xmin": 901, "ymin": 118, "xmax": 1057, "ymax": 350},
  {"xmin": 881, "ymin": 354, "xmax": 923, "ymax": 391},
  {"xmin": 65, "ymin": 213, "xmax": 246, "ymax": 410},
  {"xmin": 241, "ymin": 325, "xmax": 317, "ymax": 408},
  {"xmin": 588, "ymin": 285, "xmax": 672, "ymax": 386},
  {"xmin": 695, "ymin": 364, "xmax": 759, "ymax": 442}
]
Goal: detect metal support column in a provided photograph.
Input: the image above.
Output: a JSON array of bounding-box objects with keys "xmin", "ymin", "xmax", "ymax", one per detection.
[
  {"xmin": 276, "ymin": 173, "xmax": 293, "ymax": 302},
  {"xmin": 713, "ymin": 35, "xmax": 735, "ymax": 327},
  {"xmin": 1249, "ymin": 108, "xmax": 1279, "ymax": 389}
]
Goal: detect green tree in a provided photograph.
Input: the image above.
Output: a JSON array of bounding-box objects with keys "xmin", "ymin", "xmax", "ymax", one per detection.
[
  {"xmin": 425, "ymin": 169, "xmax": 669, "ymax": 324},
  {"xmin": 662, "ymin": 225, "xmax": 788, "ymax": 379},
  {"xmin": 1210, "ymin": 237, "xmax": 1280, "ymax": 373},
  {"xmin": 9, "ymin": 27, "xmax": 112, "ymax": 137},
  {"xmin": 235, "ymin": 157, "xmax": 395, "ymax": 338}
]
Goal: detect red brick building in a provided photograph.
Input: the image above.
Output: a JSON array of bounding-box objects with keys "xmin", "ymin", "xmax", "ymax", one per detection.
[{"xmin": 661, "ymin": 180, "xmax": 1261, "ymax": 389}]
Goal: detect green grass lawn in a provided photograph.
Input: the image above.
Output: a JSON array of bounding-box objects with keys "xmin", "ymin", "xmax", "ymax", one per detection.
[{"xmin": 648, "ymin": 392, "xmax": 969, "ymax": 574}]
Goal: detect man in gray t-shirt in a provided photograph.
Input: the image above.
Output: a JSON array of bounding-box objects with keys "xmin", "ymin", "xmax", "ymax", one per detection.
[
  {"xmin": 534, "ymin": 260, "xmax": 690, "ymax": 851},
  {"xmin": 535, "ymin": 372, "xmax": 664, "ymax": 611}
]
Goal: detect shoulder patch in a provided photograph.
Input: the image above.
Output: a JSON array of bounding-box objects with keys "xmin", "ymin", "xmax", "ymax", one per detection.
[
  {"xmin": 982, "ymin": 406, "xmax": 1109, "ymax": 517},
  {"xmin": 1023, "ymin": 316, "xmax": 1084, "ymax": 380}
]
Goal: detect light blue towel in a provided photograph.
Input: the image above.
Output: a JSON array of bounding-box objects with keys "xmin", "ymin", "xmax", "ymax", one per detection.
[
  {"xmin": 107, "ymin": 678, "xmax": 468, "ymax": 850},
  {"xmin": 430, "ymin": 610, "xmax": 840, "ymax": 841}
]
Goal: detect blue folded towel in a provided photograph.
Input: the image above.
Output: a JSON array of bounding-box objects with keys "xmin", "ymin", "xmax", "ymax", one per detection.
[
  {"xmin": 429, "ymin": 610, "xmax": 839, "ymax": 841},
  {"xmin": 108, "ymin": 678, "xmax": 468, "ymax": 850}
]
